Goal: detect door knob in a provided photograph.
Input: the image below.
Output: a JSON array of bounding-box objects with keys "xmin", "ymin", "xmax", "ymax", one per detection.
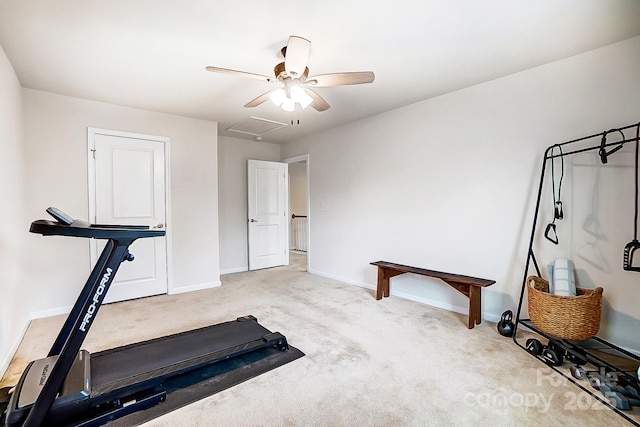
[
  {"xmin": 250, "ymin": 219, "xmax": 258, "ymax": 223},
  {"xmin": 153, "ymin": 223, "xmax": 164, "ymax": 229}
]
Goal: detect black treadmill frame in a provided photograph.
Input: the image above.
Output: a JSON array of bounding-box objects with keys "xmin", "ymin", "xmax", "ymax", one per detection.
[
  {"xmin": 19, "ymin": 215, "xmax": 164, "ymax": 427},
  {"xmin": 6, "ymin": 210, "xmax": 296, "ymax": 427}
]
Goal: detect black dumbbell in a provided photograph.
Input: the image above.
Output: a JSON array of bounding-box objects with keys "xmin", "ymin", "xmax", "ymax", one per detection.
[
  {"xmin": 564, "ymin": 347, "xmax": 588, "ymax": 366},
  {"xmin": 602, "ymin": 383, "xmax": 640, "ymax": 399},
  {"xmin": 542, "ymin": 346, "xmax": 563, "ymax": 367},
  {"xmin": 569, "ymin": 365, "xmax": 618, "ymax": 386},
  {"xmin": 591, "ymin": 372, "xmax": 623, "ymax": 390},
  {"xmin": 599, "ymin": 385, "xmax": 640, "ymax": 410},
  {"xmin": 543, "ymin": 341, "xmax": 566, "ymax": 366},
  {"xmin": 569, "ymin": 365, "xmax": 618, "ymax": 382},
  {"xmin": 525, "ymin": 338, "xmax": 564, "ymax": 366},
  {"xmin": 526, "ymin": 338, "xmax": 544, "ymax": 355},
  {"xmin": 624, "ymin": 384, "xmax": 640, "ymax": 398}
]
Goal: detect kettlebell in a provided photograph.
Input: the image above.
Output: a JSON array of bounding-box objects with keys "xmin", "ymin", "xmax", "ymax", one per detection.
[{"xmin": 497, "ymin": 310, "xmax": 515, "ymax": 337}]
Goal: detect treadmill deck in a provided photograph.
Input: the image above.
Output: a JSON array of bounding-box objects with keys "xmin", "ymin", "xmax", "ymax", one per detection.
[{"xmin": 91, "ymin": 316, "xmax": 277, "ymax": 395}]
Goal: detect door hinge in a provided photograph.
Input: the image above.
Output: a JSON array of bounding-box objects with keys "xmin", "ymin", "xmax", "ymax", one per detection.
[{"xmin": 90, "ymin": 148, "xmax": 96, "ymax": 159}]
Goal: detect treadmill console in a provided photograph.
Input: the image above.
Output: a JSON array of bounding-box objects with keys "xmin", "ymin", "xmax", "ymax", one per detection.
[
  {"xmin": 46, "ymin": 207, "xmax": 75, "ymax": 225},
  {"xmin": 30, "ymin": 208, "xmax": 165, "ymax": 240}
]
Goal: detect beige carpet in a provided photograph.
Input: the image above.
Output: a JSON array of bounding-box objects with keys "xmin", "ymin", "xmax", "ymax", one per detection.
[{"xmin": 1, "ymin": 254, "xmax": 635, "ymax": 426}]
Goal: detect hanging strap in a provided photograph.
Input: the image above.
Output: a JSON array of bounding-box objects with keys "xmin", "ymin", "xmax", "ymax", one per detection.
[
  {"xmin": 550, "ymin": 144, "xmax": 564, "ymax": 220},
  {"xmin": 544, "ymin": 145, "xmax": 564, "ymax": 244},
  {"xmin": 599, "ymin": 129, "xmax": 625, "ymax": 164},
  {"xmin": 634, "ymin": 123, "xmax": 639, "ymax": 240}
]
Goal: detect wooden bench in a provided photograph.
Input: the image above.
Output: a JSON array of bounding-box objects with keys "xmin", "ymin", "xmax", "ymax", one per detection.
[{"xmin": 370, "ymin": 261, "xmax": 495, "ymax": 329}]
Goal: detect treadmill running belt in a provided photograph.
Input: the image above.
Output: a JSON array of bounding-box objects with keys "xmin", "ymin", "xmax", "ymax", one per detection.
[
  {"xmin": 91, "ymin": 318, "xmax": 272, "ymax": 395},
  {"xmin": 108, "ymin": 343, "xmax": 305, "ymax": 426}
]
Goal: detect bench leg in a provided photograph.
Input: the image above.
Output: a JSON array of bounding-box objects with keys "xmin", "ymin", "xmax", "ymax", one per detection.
[
  {"xmin": 375, "ymin": 267, "xmax": 389, "ymax": 300},
  {"xmin": 468, "ymin": 286, "xmax": 482, "ymax": 329}
]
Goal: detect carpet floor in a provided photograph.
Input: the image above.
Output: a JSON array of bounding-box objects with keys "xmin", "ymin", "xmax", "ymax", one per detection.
[{"xmin": 1, "ymin": 253, "xmax": 636, "ymax": 426}]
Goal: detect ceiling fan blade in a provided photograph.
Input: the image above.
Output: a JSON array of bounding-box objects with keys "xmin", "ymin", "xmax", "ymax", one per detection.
[
  {"xmin": 307, "ymin": 71, "xmax": 375, "ymax": 87},
  {"xmin": 244, "ymin": 90, "xmax": 277, "ymax": 108},
  {"xmin": 304, "ymin": 88, "xmax": 331, "ymax": 112},
  {"xmin": 284, "ymin": 36, "xmax": 311, "ymax": 78},
  {"xmin": 206, "ymin": 66, "xmax": 275, "ymax": 82}
]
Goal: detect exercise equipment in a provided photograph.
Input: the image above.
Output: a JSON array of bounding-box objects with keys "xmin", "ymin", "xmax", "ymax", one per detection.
[
  {"xmin": 515, "ymin": 121, "xmax": 640, "ymax": 426},
  {"xmin": 544, "ymin": 145, "xmax": 564, "ymax": 245},
  {"xmin": 497, "ymin": 310, "xmax": 515, "ymax": 337},
  {"xmin": 564, "ymin": 347, "xmax": 588, "ymax": 366},
  {"xmin": 525, "ymin": 338, "xmax": 562, "ymax": 365},
  {"xmin": 593, "ymin": 381, "xmax": 640, "ymax": 410},
  {"xmin": 570, "ymin": 363, "xmax": 640, "ymax": 411},
  {"xmin": 602, "ymin": 387, "xmax": 640, "ymax": 411},
  {"xmin": 599, "ymin": 128, "xmax": 626, "ymax": 165},
  {"xmin": 570, "ymin": 365, "xmax": 615, "ymax": 383},
  {"xmin": 624, "ymin": 122, "xmax": 640, "ymax": 271},
  {"xmin": 525, "ymin": 338, "xmax": 544, "ymax": 356},
  {"xmin": 2, "ymin": 208, "xmax": 294, "ymax": 427},
  {"xmin": 542, "ymin": 345, "xmax": 564, "ymax": 367}
]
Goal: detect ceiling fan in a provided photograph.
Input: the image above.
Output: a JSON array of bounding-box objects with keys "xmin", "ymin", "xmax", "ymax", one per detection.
[{"xmin": 206, "ymin": 36, "xmax": 375, "ymax": 112}]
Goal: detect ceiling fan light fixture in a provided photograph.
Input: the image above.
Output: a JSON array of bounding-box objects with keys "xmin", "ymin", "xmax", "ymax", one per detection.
[
  {"xmin": 269, "ymin": 88, "xmax": 287, "ymax": 107},
  {"xmin": 290, "ymin": 85, "xmax": 313, "ymax": 109},
  {"xmin": 281, "ymin": 97, "xmax": 296, "ymax": 112},
  {"xmin": 207, "ymin": 35, "xmax": 375, "ymax": 113}
]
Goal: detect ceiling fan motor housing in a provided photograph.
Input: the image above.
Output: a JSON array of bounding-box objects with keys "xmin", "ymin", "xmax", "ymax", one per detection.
[{"xmin": 274, "ymin": 62, "xmax": 309, "ymax": 81}]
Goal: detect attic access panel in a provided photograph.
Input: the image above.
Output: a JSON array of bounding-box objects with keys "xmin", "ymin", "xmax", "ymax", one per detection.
[{"xmin": 226, "ymin": 117, "xmax": 288, "ymax": 138}]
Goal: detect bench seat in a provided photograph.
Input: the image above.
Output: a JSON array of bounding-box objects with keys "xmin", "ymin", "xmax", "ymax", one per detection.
[{"xmin": 370, "ymin": 261, "xmax": 495, "ymax": 329}]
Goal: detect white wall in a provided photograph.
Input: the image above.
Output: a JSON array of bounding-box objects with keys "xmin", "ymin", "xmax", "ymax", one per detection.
[
  {"xmin": 22, "ymin": 89, "xmax": 220, "ymax": 316},
  {"xmin": 218, "ymin": 135, "xmax": 280, "ymax": 274},
  {"xmin": 281, "ymin": 36, "xmax": 640, "ymax": 351},
  {"xmin": 0, "ymin": 44, "xmax": 28, "ymax": 375}
]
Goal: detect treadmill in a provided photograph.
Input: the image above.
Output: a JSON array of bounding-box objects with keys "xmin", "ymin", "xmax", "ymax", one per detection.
[{"xmin": 2, "ymin": 208, "xmax": 291, "ymax": 427}]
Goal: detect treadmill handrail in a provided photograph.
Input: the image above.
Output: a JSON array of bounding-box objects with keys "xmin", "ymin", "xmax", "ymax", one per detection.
[{"xmin": 30, "ymin": 220, "xmax": 165, "ymax": 239}]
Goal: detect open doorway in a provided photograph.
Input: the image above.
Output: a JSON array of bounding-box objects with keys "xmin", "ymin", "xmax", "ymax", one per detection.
[{"xmin": 285, "ymin": 155, "xmax": 309, "ymax": 272}]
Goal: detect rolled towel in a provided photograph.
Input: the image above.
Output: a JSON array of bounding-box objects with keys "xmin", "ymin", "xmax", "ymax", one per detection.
[{"xmin": 553, "ymin": 259, "xmax": 577, "ymax": 296}]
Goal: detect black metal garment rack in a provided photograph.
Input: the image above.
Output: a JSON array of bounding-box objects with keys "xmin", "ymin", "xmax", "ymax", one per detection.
[{"xmin": 513, "ymin": 121, "xmax": 640, "ymax": 426}]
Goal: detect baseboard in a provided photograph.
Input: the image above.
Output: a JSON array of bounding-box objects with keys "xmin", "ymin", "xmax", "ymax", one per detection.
[
  {"xmin": 169, "ymin": 280, "xmax": 221, "ymax": 295},
  {"xmin": 0, "ymin": 319, "xmax": 31, "ymax": 380},
  {"xmin": 220, "ymin": 266, "xmax": 248, "ymax": 275},
  {"xmin": 308, "ymin": 269, "xmax": 502, "ymax": 324},
  {"xmin": 308, "ymin": 269, "xmax": 375, "ymax": 290},
  {"xmin": 30, "ymin": 305, "xmax": 74, "ymax": 320},
  {"xmin": 27, "ymin": 282, "xmax": 224, "ymax": 318}
]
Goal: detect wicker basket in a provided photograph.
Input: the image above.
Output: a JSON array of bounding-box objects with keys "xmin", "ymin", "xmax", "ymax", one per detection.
[{"xmin": 527, "ymin": 276, "xmax": 603, "ymax": 341}]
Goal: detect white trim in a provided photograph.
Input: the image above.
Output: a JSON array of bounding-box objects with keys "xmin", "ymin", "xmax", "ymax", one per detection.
[
  {"xmin": 86, "ymin": 127, "xmax": 173, "ymax": 297},
  {"xmin": 220, "ymin": 266, "xmax": 249, "ymax": 275},
  {"xmin": 0, "ymin": 320, "xmax": 31, "ymax": 377},
  {"xmin": 168, "ymin": 281, "xmax": 221, "ymax": 295},
  {"xmin": 283, "ymin": 154, "xmax": 309, "ymax": 164},
  {"xmin": 308, "ymin": 269, "xmax": 374, "ymax": 290},
  {"xmin": 30, "ymin": 305, "xmax": 74, "ymax": 320},
  {"xmin": 307, "ymin": 269, "xmax": 498, "ymax": 323}
]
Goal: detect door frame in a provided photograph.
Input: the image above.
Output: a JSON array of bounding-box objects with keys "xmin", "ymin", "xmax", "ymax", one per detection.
[
  {"xmin": 284, "ymin": 154, "xmax": 310, "ymax": 271},
  {"xmin": 86, "ymin": 127, "xmax": 174, "ymax": 294}
]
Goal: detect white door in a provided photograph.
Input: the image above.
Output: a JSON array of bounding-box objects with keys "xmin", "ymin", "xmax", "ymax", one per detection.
[
  {"xmin": 248, "ymin": 160, "xmax": 288, "ymax": 270},
  {"xmin": 88, "ymin": 128, "xmax": 169, "ymax": 303}
]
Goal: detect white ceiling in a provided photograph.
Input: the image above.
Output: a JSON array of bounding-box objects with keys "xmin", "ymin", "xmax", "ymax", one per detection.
[{"xmin": 1, "ymin": 0, "xmax": 640, "ymax": 144}]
